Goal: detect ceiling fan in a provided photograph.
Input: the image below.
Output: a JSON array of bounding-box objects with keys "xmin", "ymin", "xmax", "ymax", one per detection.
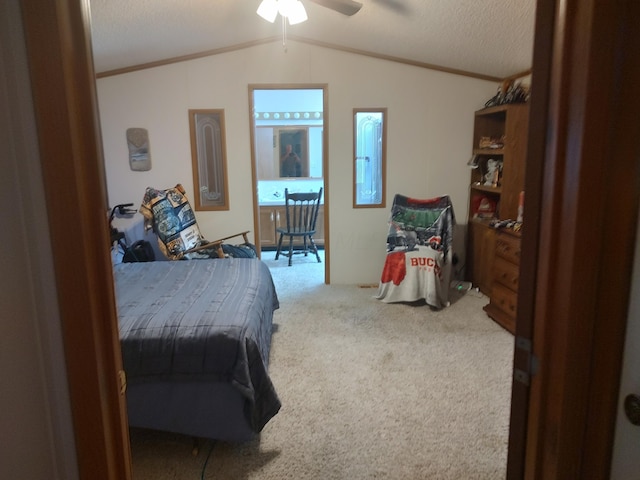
[
  {"xmin": 257, "ymin": 0, "xmax": 362, "ymax": 24},
  {"xmin": 307, "ymin": 0, "xmax": 363, "ymax": 16}
]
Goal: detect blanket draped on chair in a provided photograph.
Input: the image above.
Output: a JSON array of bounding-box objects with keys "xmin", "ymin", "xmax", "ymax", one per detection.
[
  {"xmin": 140, "ymin": 184, "xmax": 202, "ymax": 259},
  {"xmin": 376, "ymin": 194, "xmax": 455, "ymax": 308},
  {"xmin": 140, "ymin": 184, "xmax": 256, "ymax": 260}
]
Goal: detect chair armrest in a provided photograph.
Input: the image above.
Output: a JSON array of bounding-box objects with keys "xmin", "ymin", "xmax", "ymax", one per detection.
[
  {"xmin": 183, "ymin": 231, "xmax": 251, "ymax": 258},
  {"xmin": 212, "ymin": 230, "xmax": 250, "ymax": 244}
]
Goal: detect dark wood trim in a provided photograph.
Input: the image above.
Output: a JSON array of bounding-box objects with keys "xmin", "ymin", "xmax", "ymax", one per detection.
[
  {"xmin": 96, "ymin": 35, "xmax": 504, "ymax": 83},
  {"xmin": 581, "ymin": 0, "xmax": 640, "ymax": 475},
  {"xmin": 504, "ymin": 69, "xmax": 533, "ymax": 82},
  {"xmin": 323, "ymin": 84, "xmax": 330, "ymax": 285},
  {"xmin": 20, "ymin": 0, "xmax": 132, "ymax": 478},
  {"xmin": 521, "ymin": 0, "xmax": 640, "ymax": 478},
  {"xmin": 506, "ymin": 0, "xmax": 556, "ymax": 476},
  {"xmin": 287, "ymin": 35, "xmax": 503, "ymax": 82}
]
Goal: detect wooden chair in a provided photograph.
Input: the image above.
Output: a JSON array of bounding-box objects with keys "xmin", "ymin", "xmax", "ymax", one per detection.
[
  {"xmin": 275, "ymin": 187, "xmax": 323, "ymax": 266},
  {"xmin": 140, "ymin": 184, "xmax": 255, "ymax": 260}
]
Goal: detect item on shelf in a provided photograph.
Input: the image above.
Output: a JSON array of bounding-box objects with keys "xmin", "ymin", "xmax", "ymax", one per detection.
[
  {"xmin": 489, "ymin": 218, "xmax": 522, "ymax": 232},
  {"xmin": 517, "ymin": 191, "xmax": 525, "ymax": 223},
  {"xmin": 484, "ymin": 81, "xmax": 530, "ymax": 108},
  {"xmin": 483, "ymin": 158, "xmax": 503, "ymax": 187},
  {"xmin": 467, "ymin": 154, "xmax": 480, "ymax": 169},
  {"xmin": 478, "ymin": 135, "xmax": 505, "ymax": 149},
  {"xmin": 471, "ymin": 194, "xmax": 497, "ymax": 219}
]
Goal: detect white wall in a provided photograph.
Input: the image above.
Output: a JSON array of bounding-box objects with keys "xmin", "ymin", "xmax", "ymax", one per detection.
[{"xmin": 97, "ymin": 41, "xmax": 498, "ymax": 284}]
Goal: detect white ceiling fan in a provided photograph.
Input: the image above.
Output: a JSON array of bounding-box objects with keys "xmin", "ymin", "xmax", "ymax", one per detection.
[
  {"xmin": 307, "ymin": 0, "xmax": 363, "ymax": 16},
  {"xmin": 257, "ymin": 0, "xmax": 363, "ymax": 25}
]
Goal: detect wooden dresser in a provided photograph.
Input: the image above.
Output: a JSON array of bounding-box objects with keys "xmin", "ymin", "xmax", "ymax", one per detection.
[{"xmin": 483, "ymin": 228, "xmax": 521, "ymax": 334}]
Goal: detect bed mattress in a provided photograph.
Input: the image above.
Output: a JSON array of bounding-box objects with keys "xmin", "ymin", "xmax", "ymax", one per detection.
[{"xmin": 113, "ymin": 258, "xmax": 280, "ymax": 432}]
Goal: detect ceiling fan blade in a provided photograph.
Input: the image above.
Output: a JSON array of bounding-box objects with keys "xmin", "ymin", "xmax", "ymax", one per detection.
[
  {"xmin": 307, "ymin": 0, "xmax": 363, "ymax": 16},
  {"xmin": 371, "ymin": 0, "xmax": 411, "ymax": 15}
]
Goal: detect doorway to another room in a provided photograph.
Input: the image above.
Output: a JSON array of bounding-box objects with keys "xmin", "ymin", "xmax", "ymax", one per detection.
[{"xmin": 249, "ymin": 85, "xmax": 328, "ymax": 285}]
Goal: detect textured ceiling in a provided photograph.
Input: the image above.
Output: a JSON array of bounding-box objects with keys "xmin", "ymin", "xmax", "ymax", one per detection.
[{"xmin": 89, "ymin": 0, "xmax": 536, "ymax": 79}]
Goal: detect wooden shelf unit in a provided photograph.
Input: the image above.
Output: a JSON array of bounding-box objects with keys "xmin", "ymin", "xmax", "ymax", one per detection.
[{"xmin": 466, "ymin": 103, "xmax": 529, "ymax": 334}]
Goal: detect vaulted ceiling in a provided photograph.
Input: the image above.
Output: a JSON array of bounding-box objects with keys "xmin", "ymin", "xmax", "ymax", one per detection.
[{"xmin": 89, "ymin": 0, "xmax": 536, "ymax": 80}]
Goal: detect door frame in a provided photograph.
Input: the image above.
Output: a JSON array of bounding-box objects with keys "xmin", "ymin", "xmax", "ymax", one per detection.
[
  {"xmin": 20, "ymin": 0, "xmax": 132, "ymax": 478},
  {"xmin": 507, "ymin": 0, "xmax": 640, "ymax": 478},
  {"xmin": 20, "ymin": 0, "xmax": 638, "ymax": 477},
  {"xmin": 248, "ymin": 84, "xmax": 330, "ymax": 284}
]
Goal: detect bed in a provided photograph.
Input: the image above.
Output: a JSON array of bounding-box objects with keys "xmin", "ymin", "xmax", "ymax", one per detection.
[{"xmin": 113, "ymin": 257, "xmax": 281, "ymax": 442}]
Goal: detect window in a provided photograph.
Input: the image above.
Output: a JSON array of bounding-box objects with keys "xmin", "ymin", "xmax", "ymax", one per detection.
[
  {"xmin": 189, "ymin": 109, "xmax": 229, "ymax": 210},
  {"xmin": 353, "ymin": 108, "xmax": 387, "ymax": 208}
]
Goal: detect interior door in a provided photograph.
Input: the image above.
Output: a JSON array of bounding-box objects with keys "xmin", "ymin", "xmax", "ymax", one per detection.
[
  {"xmin": 610, "ymin": 215, "xmax": 640, "ymax": 478},
  {"xmin": 508, "ymin": 0, "xmax": 640, "ymax": 478}
]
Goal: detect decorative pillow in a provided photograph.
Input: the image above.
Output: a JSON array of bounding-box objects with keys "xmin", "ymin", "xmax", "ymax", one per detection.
[{"xmin": 140, "ymin": 184, "xmax": 202, "ymax": 260}]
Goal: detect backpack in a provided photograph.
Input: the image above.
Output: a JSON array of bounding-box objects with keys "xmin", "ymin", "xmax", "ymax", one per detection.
[{"xmin": 123, "ymin": 240, "xmax": 156, "ymax": 262}]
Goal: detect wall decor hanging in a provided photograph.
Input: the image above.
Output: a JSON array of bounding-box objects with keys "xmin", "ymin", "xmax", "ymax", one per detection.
[{"xmin": 126, "ymin": 127, "xmax": 151, "ymax": 171}]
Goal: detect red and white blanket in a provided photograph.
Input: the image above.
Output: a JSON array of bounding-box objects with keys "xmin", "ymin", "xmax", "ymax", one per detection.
[{"xmin": 376, "ymin": 195, "xmax": 455, "ymax": 308}]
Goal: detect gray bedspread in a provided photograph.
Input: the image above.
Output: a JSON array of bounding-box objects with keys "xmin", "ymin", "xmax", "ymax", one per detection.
[{"xmin": 113, "ymin": 258, "xmax": 280, "ymax": 432}]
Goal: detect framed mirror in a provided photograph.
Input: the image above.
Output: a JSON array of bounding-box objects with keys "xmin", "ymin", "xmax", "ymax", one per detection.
[
  {"xmin": 251, "ymin": 88, "xmax": 324, "ymax": 181},
  {"xmin": 189, "ymin": 109, "xmax": 229, "ymax": 211},
  {"xmin": 256, "ymin": 126, "xmax": 311, "ymax": 178},
  {"xmin": 278, "ymin": 127, "xmax": 308, "ymax": 177}
]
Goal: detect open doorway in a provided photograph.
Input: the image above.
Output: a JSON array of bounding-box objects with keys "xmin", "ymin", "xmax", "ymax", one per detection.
[
  {"xmin": 249, "ymin": 85, "xmax": 329, "ymax": 284},
  {"xmin": 18, "ymin": 0, "xmax": 640, "ymax": 477}
]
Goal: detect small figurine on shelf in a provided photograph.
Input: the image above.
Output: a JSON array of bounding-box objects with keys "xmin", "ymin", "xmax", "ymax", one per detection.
[{"xmin": 484, "ymin": 158, "xmax": 502, "ymax": 187}]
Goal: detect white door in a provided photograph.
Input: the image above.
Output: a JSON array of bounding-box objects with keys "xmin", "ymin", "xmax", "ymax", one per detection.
[{"xmin": 610, "ymin": 211, "xmax": 640, "ymax": 478}]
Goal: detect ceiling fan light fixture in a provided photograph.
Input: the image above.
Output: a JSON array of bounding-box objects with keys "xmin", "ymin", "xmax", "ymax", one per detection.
[
  {"xmin": 257, "ymin": 0, "xmax": 308, "ymax": 25},
  {"xmin": 284, "ymin": 0, "xmax": 308, "ymax": 24},
  {"xmin": 257, "ymin": 0, "xmax": 279, "ymax": 23}
]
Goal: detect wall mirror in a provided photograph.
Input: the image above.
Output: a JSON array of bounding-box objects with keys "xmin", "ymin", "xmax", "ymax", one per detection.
[
  {"xmin": 256, "ymin": 126, "xmax": 311, "ymax": 178},
  {"xmin": 353, "ymin": 108, "xmax": 387, "ymax": 208},
  {"xmin": 252, "ymin": 88, "xmax": 324, "ymax": 180},
  {"xmin": 189, "ymin": 109, "xmax": 229, "ymax": 210}
]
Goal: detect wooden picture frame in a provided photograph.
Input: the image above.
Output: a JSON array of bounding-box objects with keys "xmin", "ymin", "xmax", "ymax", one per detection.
[{"xmin": 189, "ymin": 109, "xmax": 229, "ymax": 211}]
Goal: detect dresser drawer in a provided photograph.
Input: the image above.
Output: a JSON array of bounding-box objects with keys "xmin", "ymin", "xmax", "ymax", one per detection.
[
  {"xmin": 495, "ymin": 232, "xmax": 521, "ymax": 264},
  {"xmin": 491, "ymin": 283, "xmax": 518, "ymax": 319},
  {"xmin": 493, "ymin": 256, "xmax": 520, "ymax": 292}
]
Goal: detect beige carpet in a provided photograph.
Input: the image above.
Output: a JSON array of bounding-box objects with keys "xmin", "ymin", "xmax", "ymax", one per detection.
[{"xmin": 130, "ymin": 251, "xmax": 514, "ymax": 479}]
